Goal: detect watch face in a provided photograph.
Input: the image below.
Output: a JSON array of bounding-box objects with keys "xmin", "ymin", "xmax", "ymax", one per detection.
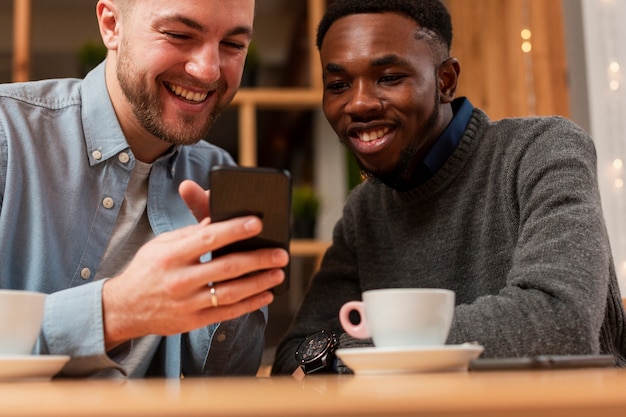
[{"xmin": 296, "ymin": 332, "xmax": 332, "ymax": 362}]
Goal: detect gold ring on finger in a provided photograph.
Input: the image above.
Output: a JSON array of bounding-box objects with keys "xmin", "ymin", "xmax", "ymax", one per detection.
[{"xmin": 209, "ymin": 283, "xmax": 219, "ymax": 308}]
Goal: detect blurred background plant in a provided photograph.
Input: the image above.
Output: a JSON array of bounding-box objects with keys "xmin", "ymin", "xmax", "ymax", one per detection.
[
  {"xmin": 78, "ymin": 39, "xmax": 107, "ymax": 77},
  {"xmin": 291, "ymin": 185, "xmax": 320, "ymax": 238}
]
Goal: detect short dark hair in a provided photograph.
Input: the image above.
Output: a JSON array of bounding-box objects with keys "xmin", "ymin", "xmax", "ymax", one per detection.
[{"xmin": 316, "ymin": 0, "xmax": 453, "ymax": 55}]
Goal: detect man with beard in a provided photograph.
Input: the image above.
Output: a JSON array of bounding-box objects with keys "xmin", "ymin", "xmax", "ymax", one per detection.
[
  {"xmin": 0, "ymin": 0, "xmax": 289, "ymax": 378},
  {"xmin": 272, "ymin": 0, "xmax": 626, "ymax": 375}
]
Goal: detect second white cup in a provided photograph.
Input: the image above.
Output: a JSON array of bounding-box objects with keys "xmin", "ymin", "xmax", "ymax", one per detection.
[
  {"xmin": 338, "ymin": 288, "xmax": 455, "ymax": 348},
  {"xmin": 0, "ymin": 289, "xmax": 46, "ymax": 355}
]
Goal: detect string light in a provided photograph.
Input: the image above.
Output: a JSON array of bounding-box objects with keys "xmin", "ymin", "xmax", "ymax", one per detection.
[
  {"xmin": 521, "ymin": 28, "xmax": 532, "ymax": 53},
  {"xmin": 613, "ymin": 158, "xmax": 623, "ymax": 170},
  {"xmin": 613, "ymin": 157, "xmax": 623, "ymax": 191},
  {"xmin": 521, "ymin": 1, "xmax": 536, "ymax": 115},
  {"xmin": 608, "ymin": 60, "xmax": 622, "ymax": 91},
  {"xmin": 594, "ymin": 0, "xmax": 626, "ymax": 292}
]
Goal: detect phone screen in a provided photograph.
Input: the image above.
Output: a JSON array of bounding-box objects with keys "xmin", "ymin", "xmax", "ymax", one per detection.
[{"xmin": 209, "ymin": 165, "xmax": 291, "ymax": 294}]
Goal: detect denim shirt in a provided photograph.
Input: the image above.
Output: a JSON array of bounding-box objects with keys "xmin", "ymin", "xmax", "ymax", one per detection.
[{"xmin": 0, "ymin": 63, "xmax": 267, "ymax": 377}]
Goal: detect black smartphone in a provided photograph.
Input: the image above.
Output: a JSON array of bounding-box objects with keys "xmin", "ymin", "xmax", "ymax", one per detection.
[
  {"xmin": 209, "ymin": 165, "xmax": 291, "ymax": 294},
  {"xmin": 469, "ymin": 354, "xmax": 616, "ymax": 371}
]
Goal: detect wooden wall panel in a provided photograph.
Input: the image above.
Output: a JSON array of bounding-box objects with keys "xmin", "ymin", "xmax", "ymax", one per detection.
[
  {"xmin": 446, "ymin": 0, "xmax": 570, "ymax": 120},
  {"xmin": 12, "ymin": 0, "xmax": 31, "ymax": 82}
]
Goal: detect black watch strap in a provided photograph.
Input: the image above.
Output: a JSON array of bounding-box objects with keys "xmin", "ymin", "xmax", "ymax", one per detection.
[{"xmin": 295, "ymin": 330, "xmax": 338, "ymax": 374}]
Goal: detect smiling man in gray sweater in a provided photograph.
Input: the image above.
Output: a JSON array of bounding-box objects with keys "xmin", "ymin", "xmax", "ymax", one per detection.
[{"xmin": 272, "ymin": 0, "xmax": 626, "ymax": 375}]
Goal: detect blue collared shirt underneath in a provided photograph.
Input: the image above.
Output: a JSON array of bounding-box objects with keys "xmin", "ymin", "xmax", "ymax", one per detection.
[
  {"xmin": 420, "ymin": 97, "xmax": 474, "ymax": 180},
  {"xmin": 0, "ymin": 63, "xmax": 267, "ymax": 377}
]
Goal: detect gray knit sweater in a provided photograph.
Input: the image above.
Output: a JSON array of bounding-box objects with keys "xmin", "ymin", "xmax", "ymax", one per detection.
[{"xmin": 272, "ymin": 108, "xmax": 626, "ymax": 374}]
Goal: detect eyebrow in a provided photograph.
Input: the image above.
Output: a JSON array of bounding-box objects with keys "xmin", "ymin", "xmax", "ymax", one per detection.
[
  {"xmin": 324, "ymin": 54, "xmax": 409, "ymax": 74},
  {"xmin": 324, "ymin": 62, "xmax": 344, "ymax": 73},
  {"xmin": 154, "ymin": 14, "xmax": 204, "ymax": 31},
  {"xmin": 226, "ymin": 25, "xmax": 254, "ymax": 39},
  {"xmin": 372, "ymin": 54, "xmax": 409, "ymax": 67},
  {"xmin": 154, "ymin": 15, "xmax": 254, "ymax": 38}
]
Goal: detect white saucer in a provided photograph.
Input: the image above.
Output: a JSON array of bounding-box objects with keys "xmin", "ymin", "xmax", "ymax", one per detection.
[
  {"xmin": 0, "ymin": 355, "xmax": 70, "ymax": 381},
  {"xmin": 336, "ymin": 343, "xmax": 484, "ymax": 375}
]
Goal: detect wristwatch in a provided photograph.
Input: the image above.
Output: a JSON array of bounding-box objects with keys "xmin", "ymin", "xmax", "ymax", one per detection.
[{"xmin": 295, "ymin": 330, "xmax": 338, "ymax": 374}]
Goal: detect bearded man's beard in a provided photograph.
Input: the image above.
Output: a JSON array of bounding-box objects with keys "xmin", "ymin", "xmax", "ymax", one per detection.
[{"xmin": 116, "ymin": 43, "xmax": 228, "ymax": 146}]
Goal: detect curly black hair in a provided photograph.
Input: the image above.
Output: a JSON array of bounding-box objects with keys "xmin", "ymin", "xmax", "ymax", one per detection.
[{"xmin": 316, "ymin": 0, "xmax": 452, "ymax": 55}]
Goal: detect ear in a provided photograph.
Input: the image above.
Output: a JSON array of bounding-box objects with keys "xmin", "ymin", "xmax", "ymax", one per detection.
[
  {"xmin": 438, "ymin": 57, "xmax": 461, "ymax": 104},
  {"xmin": 96, "ymin": 0, "xmax": 121, "ymax": 51}
]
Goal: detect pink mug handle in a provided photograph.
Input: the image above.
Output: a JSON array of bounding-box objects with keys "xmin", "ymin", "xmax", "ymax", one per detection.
[{"xmin": 339, "ymin": 301, "xmax": 371, "ymax": 339}]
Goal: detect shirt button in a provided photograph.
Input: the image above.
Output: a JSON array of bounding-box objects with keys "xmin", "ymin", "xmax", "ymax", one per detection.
[
  {"xmin": 216, "ymin": 332, "xmax": 227, "ymax": 343},
  {"xmin": 102, "ymin": 197, "xmax": 115, "ymax": 209},
  {"xmin": 80, "ymin": 268, "xmax": 91, "ymax": 280},
  {"xmin": 92, "ymin": 150, "xmax": 102, "ymax": 160},
  {"xmin": 118, "ymin": 152, "xmax": 130, "ymax": 164}
]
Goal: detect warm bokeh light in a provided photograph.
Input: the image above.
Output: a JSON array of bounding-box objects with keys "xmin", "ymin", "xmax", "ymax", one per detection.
[
  {"xmin": 521, "ymin": 41, "xmax": 532, "ymax": 53},
  {"xmin": 521, "ymin": 29, "xmax": 532, "ymax": 40},
  {"xmin": 613, "ymin": 159, "xmax": 623, "ymax": 169}
]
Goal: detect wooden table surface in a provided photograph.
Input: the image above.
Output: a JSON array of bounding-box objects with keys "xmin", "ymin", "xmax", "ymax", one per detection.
[{"xmin": 2, "ymin": 368, "xmax": 626, "ymax": 417}]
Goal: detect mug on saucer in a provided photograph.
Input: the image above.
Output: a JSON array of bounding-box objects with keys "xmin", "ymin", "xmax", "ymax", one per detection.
[
  {"xmin": 0, "ymin": 289, "xmax": 46, "ymax": 355},
  {"xmin": 338, "ymin": 288, "xmax": 455, "ymax": 348}
]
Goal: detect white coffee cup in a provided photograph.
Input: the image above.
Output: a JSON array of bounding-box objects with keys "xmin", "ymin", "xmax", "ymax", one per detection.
[
  {"xmin": 0, "ymin": 289, "xmax": 46, "ymax": 355},
  {"xmin": 338, "ymin": 288, "xmax": 455, "ymax": 348}
]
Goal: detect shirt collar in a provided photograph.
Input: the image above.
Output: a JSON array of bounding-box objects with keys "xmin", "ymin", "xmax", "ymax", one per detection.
[
  {"xmin": 422, "ymin": 97, "xmax": 473, "ymax": 177},
  {"xmin": 80, "ymin": 62, "xmax": 182, "ymax": 171},
  {"xmin": 81, "ymin": 62, "xmax": 132, "ymax": 166}
]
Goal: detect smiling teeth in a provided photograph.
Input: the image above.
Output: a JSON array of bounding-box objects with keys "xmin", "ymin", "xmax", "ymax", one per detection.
[
  {"xmin": 358, "ymin": 127, "xmax": 390, "ymax": 142},
  {"xmin": 166, "ymin": 82, "xmax": 208, "ymax": 103}
]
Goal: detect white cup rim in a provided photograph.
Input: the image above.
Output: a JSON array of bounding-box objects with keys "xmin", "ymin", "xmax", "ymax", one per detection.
[
  {"xmin": 363, "ymin": 288, "xmax": 454, "ymax": 296},
  {"xmin": 0, "ymin": 289, "xmax": 46, "ymax": 297}
]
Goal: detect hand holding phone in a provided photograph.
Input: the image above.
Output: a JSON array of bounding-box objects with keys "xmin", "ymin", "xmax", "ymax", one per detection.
[{"xmin": 209, "ymin": 165, "xmax": 291, "ymax": 294}]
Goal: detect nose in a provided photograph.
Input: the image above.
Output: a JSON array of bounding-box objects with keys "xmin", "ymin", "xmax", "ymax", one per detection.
[
  {"xmin": 185, "ymin": 44, "xmax": 221, "ymax": 84},
  {"xmin": 344, "ymin": 80, "xmax": 383, "ymax": 116}
]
